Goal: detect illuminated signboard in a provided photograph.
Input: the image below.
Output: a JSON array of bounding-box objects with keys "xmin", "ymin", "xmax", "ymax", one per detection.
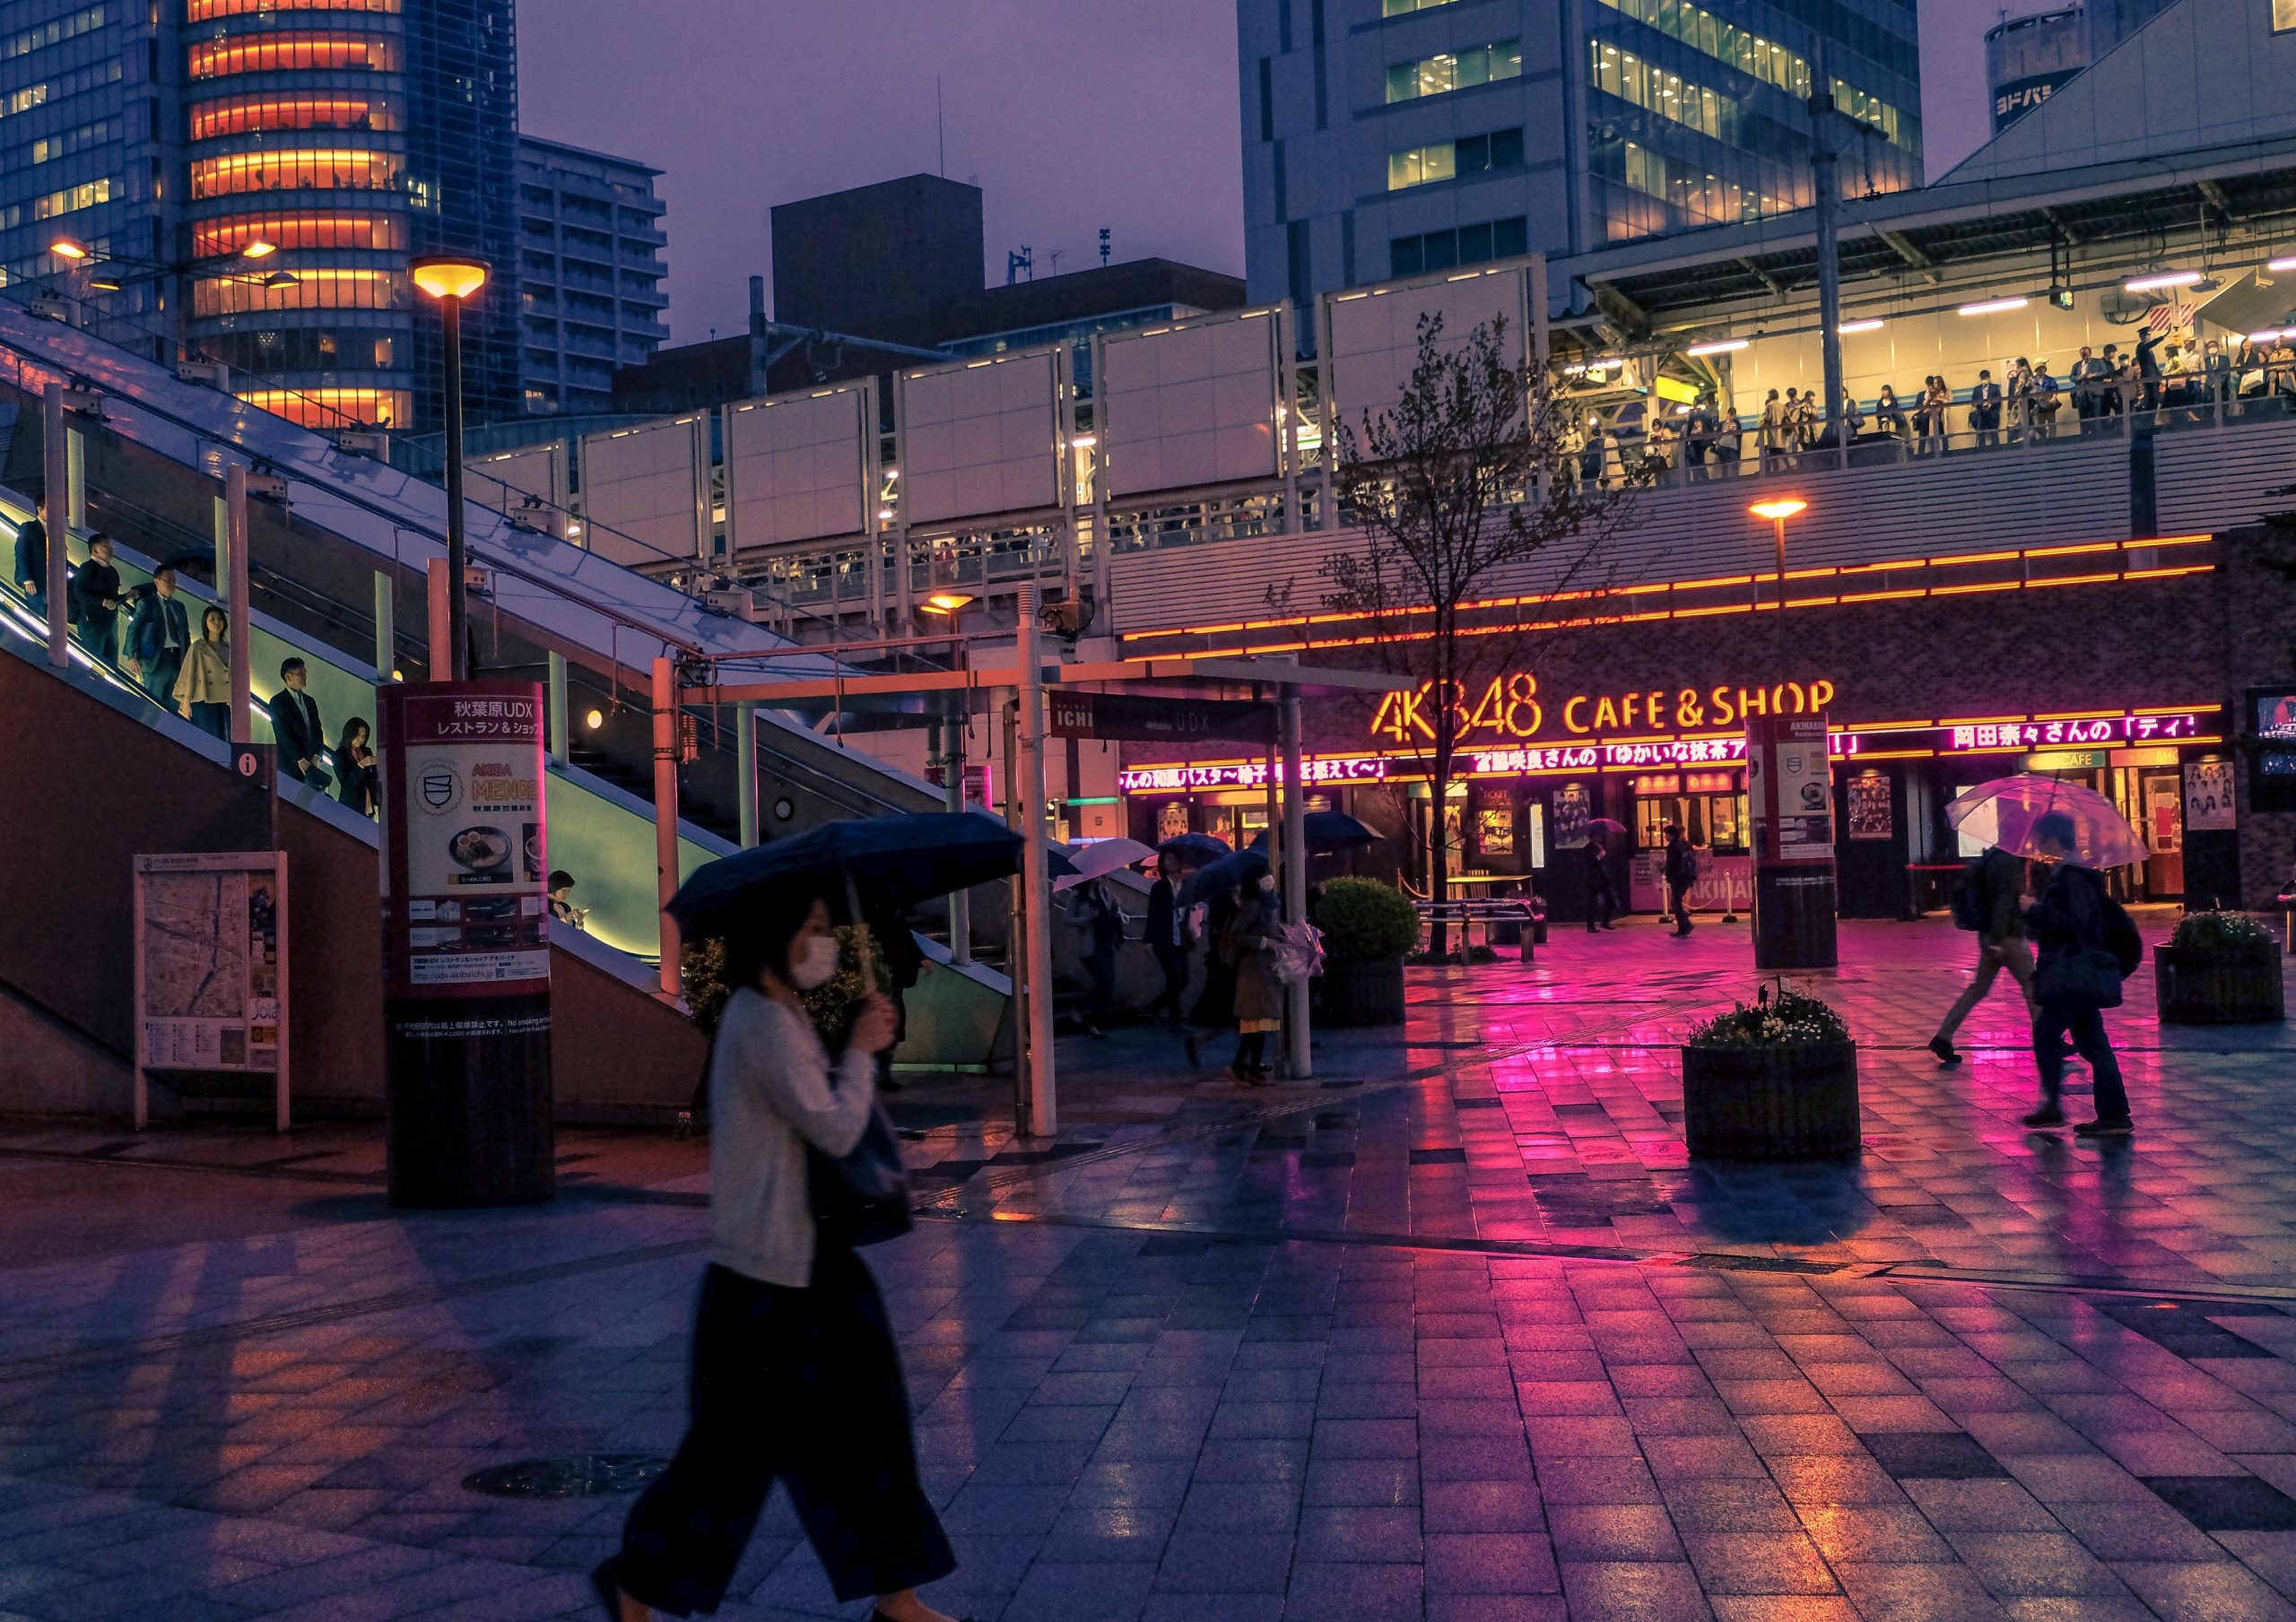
[
  {"xmin": 1944, "ymin": 713, "xmax": 2205, "ymax": 751},
  {"xmin": 1371, "ymin": 673, "xmax": 1838, "ymax": 744},
  {"xmin": 1469, "ymin": 733, "xmax": 1862, "ymax": 775},
  {"xmin": 1117, "ymin": 755, "xmax": 1389, "ymax": 794}
]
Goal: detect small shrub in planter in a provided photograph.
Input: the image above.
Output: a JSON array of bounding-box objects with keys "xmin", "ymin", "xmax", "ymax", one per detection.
[
  {"xmin": 2157, "ymin": 911, "xmax": 2284, "ymax": 1025},
  {"xmin": 1317, "ymin": 877, "xmax": 1415, "ymax": 1027},
  {"xmin": 681, "ymin": 924, "xmax": 891, "ymax": 1044},
  {"xmin": 1681, "ymin": 984, "xmax": 1860, "ymax": 1159}
]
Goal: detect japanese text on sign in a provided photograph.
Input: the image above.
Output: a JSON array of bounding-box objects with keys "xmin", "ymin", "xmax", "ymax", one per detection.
[{"xmin": 1945, "ymin": 713, "xmax": 2203, "ymax": 752}]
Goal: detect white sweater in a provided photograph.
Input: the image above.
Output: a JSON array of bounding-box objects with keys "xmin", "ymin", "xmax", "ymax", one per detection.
[{"xmin": 708, "ymin": 988, "xmax": 877, "ymax": 1288}]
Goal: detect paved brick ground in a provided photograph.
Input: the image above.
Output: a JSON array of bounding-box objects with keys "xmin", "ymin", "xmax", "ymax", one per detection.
[{"xmin": 2, "ymin": 917, "xmax": 2294, "ymax": 1620}]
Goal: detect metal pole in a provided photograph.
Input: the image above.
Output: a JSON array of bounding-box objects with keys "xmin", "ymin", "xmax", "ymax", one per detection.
[
  {"xmin": 1773, "ymin": 516, "xmax": 1789, "ymax": 612},
  {"xmin": 546, "ymin": 650, "xmax": 569, "ymax": 764},
  {"xmin": 1810, "ymin": 43, "xmax": 1846, "ymax": 454},
  {"xmin": 425, "ymin": 558, "xmax": 451, "ymax": 678},
  {"xmin": 65, "ymin": 421, "xmax": 86, "ymax": 532},
  {"xmin": 441, "ymin": 293, "xmax": 469, "ymax": 681},
  {"xmin": 1015, "ymin": 584, "xmax": 1057, "ymax": 1137},
  {"xmin": 39, "ymin": 383, "xmax": 67, "ymax": 669},
  {"xmin": 945, "ymin": 715, "xmax": 972, "ymax": 965},
  {"xmin": 651, "ymin": 655, "xmax": 683, "ymax": 1000},
  {"xmin": 737, "ymin": 702, "xmax": 759, "ymax": 849},
  {"xmin": 374, "ymin": 570, "xmax": 396, "ymax": 681},
  {"xmin": 1281, "ymin": 687, "xmax": 1310, "ymax": 1080},
  {"xmin": 225, "ymin": 461, "xmax": 251, "ymax": 744},
  {"xmin": 1003, "ymin": 698, "xmax": 1027, "ymax": 1122}
]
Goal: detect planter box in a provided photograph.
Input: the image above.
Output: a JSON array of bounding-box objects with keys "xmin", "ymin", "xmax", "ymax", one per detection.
[
  {"xmin": 1681, "ymin": 1040, "xmax": 1860, "ymax": 1159},
  {"xmin": 1322, "ymin": 956, "xmax": 1405, "ymax": 1027},
  {"xmin": 2155, "ymin": 941, "xmax": 2286, "ymax": 1024}
]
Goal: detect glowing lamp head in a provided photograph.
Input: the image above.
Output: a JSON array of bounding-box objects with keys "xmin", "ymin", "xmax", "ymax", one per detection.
[
  {"xmin": 1749, "ymin": 499, "xmax": 1808, "ymax": 522},
  {"xmin": 409, "ymin": 255, "xmax": 490, "ymax": 301},
  {"xmin": 584, "ymin": 707, "xmax": 605, "ymax": 732},
  {"xmin": 49, "ymin": 237, "xmax": 91, "ymax": 261},
  {"xmin": 239, "ymin": 239, "xmax": 277, "ymax": 260},
  {"xmin": 921, "ymin": 592, "xmax": 978, "ymax": 616}
]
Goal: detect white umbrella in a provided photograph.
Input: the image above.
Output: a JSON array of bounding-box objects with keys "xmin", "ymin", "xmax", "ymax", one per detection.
[{"xmin": 1053, "ymin": 837, "xmax": 1156, "ymax": 890}]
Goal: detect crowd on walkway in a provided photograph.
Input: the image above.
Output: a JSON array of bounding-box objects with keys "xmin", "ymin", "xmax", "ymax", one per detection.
[
  {"xmin": 1573, "ymin": 326, "xmax": 2296, "ymax": 481},
  {"xmin": 10, "ymin": 499, "xmax": 381, "ymax": 816}
]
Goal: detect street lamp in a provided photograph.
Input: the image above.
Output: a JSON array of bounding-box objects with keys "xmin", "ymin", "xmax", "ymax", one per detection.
[
  {"xmin": 918, "ymin": 590, "xmax": 978, "ymax": 963},
  {"xmin": 410, "ymin": 253, "xmax": 491, "ymax": 681},
  {"xmin": 50, "ymin": 236, "xmax": 287, "ymax": 356},
  {"xmin": 1748, "ymin": 498, "xmax": 1807, "ymax": 614}
]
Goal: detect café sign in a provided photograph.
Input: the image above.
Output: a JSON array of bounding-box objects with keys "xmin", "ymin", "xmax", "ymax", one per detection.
[
  {"xmin": 1117, "ymin": 755, "xmax": 1389, "ymax": 794},
  {"xmin": 1371, "ymin": 672, "xmax": 1839, "ymax": 744}
]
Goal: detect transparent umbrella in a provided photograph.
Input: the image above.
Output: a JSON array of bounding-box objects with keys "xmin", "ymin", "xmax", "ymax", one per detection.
[{"xmin": 1945, "ymin": 774, "xmax": 2150, "ymax": 869}]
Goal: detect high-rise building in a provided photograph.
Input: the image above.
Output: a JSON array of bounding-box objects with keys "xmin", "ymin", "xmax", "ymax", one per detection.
[
  {"xmin": 1984, "ymin": 0, "xmax": 2188, "ymax": 138},
  {"xmin": 770, "ymin": 174, "xmax": 986, "ymax": 350},
  {"xmin": 515, "ymin": 134, "xmax": 668, "ymax": 415},
  {"xmin": 1236, "ymin": 0, "xmax": 1922, "ymax": 336},
  {"xmin": 0, "ymin": 0, "xmax": 519, "ymax": 432}
]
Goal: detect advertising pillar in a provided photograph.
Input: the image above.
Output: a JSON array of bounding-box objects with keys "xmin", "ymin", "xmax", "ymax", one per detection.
[
  {"xmin": 378, "ymin": 679, "xmax": 554, "ymax": 1207},
  {"xmin": 1748, "ymin": 711, "xmax": 1839, "ymax": 970}
]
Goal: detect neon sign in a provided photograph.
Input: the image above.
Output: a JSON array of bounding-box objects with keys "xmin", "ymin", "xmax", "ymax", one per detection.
[
  {"xmin": 1371, "ymin": 673, "xmax": 1839, "ymax": 743},
  {"xmin": 1118, "ymin": 755, "xmax": 1389, "ymax": 794},
  {"xmin": 1945, "ymin": 713, "xmax": 2205, "ymax": 751}
]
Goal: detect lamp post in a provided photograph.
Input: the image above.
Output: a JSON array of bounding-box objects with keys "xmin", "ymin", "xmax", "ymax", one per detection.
[
  {"xmin": 1748, "ymin": 496, "xmax": 1807, "ymax": 615},
  {"xmin": 920, "ymin": 591, "xmax": 978, "ymax": 965},
  {"xmin": 410, "ymin": 255, "xmax": 490, "ymax": 681},
  {"xmin": 50, "ymin": 236, "xmax": 286, "ymax": 360}
]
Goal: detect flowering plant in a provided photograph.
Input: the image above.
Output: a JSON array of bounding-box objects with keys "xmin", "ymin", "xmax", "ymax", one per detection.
[
  {"xmin": 2170, "ymin": 909, "xmax": 2273, "ymax": 950},
  {"xmin": 1687, "ymin": 983, "xmax": 1849, "ymax": 1047}
]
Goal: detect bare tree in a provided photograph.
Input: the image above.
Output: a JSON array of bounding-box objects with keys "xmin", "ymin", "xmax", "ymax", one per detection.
[{"xmin": 1313, "ymin": 313, "xmax": 1648, "ymax": 954}]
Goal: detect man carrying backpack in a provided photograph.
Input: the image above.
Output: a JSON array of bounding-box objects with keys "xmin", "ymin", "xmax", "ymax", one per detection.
[
  {"xmin": 2021, "ymin": 811, "xmax": 2139, "ymax": 1136},
  {"xmin": 1929, "ymin": 842, "xmax": 2035, "ymax": 1065}
]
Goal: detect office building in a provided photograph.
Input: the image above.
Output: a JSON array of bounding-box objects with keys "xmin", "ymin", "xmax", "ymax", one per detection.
[
  {"xmin": 0, "ymin": 0, "xmax": 519, "ymax": 432},
  {"xmin": 1236, "ymin": 0, "xmax": 1922, "ymax": 334},
  {"xmin": 515, "ymin": 134, "xmax": 669, "ymax": 415},
  {"xmin": 771, "ymin": 173, "xmax": 985, "ymax": 351},
  {"xmin": 1984, "ymin": 0, "xmax": 2189, "ymax": 138}
]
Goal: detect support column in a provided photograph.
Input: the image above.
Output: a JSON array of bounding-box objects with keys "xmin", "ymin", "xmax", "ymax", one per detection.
[
  {"xmin": 39, "ymin": 384, "xmax": 67, "ymax": 669},
  {"xmin": 546, "ymin": 651, "xmax": 570, "ymax": 764},
  {"xmin": 374, "ymin": 571, "xmax": 396, "ymax": 681},
  {"xmin": 65, "ymin": 420, "xmax": 86, "ymax": 532},
  {"xmin": 945, "ymin": 711, "xmax": 971, "ymax": 966},
  {"xmin": 426, "ymin": 558, "xmax": 451, "ymax": 681},
  {"xmin": 1281, "ymin": 688, "xmax": 1310, "ymax": 1080},
  {"xmin": 651, "ymin": 655, "xmax": 683, "ymax": 1000},
  {"xmin": 1003, "ymin": 698, "xmax": 1027, "ymax": 1122},
  {"xmin": 225, "ymin": 462, "xmax": 251, "ymax": 744},
  {"xmin": 737, "ymin": 702, "xmax": 759, "ymax": 849},
  {"xmin": 1015, "ymin": 589, "xmax": 1057, "ymax": 1137}
]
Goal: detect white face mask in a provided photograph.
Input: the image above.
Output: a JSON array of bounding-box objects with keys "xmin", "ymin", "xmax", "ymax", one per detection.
[{"xmin": 788, "ymin": 933, "xmax": 839, "ymax": 990}]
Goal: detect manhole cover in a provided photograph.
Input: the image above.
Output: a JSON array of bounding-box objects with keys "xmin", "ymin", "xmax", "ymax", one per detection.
[{"xmin": 463, "ymin": 1453, "xmax": 670, "ymax": 1499}]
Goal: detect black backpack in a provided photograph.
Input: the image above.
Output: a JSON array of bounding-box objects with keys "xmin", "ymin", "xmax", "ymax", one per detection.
[
  {"xmin": 2102, "ymin": 894, "xmax": 2143, "ymax": 977},
  {"xmin": 1951, "ymin": 857, "xmax": 1990, "ymax": 931}
]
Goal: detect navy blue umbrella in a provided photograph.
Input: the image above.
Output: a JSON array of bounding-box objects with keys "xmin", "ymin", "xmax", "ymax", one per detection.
[
  {"xmin": 1159, "ymin": 832, "xmax": 1231, "ymax": 863},
  {"xmin": 1179, "ymin": 847, "xmax": 1270, "ymax": 906},
  {"xmin": 667, "ymin": 811, "xmax": 1031, "ymax": 936},
  {"xmin": 1248, "ymin": 810, "xmax": 1380, "ymax": 854}
]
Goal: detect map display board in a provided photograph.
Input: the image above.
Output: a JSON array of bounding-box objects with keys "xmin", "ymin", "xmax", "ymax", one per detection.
[{"xmin": 132, "ymin": 851, "xmax": 288, "ymax": 1130}]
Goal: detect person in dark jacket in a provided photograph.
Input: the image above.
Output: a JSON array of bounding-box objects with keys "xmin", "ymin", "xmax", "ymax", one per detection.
[
  {"xmin": 270, "ymin": 658, "xmax": 328, "ymax": 786},
  {"xmin": 334, "ymin": 717, "xmax": 378, "ymax": 816},
  {"xmin": 1662, "ymin": 822, "xmax": 1698, "ymax": 937},
  {"xmin": 1222, "ymin": 872, "xmax": 1283, "ymax": 1085},
  {"xmin": 1970, "ymin": 369, "xmax": 2005, "ymax": 447},
  {"xmin": 12, "ymin": 498, "xmax": 49, "ymax": 617},
  {"xmin": 1071, "ymin": 879, "xmax": 1124, "ymax": 1037},
  {"xmin": 2021, "ymin": 811, "xmax": 2134, "ymax": 1136},
  {"xmin": 67, "ymin": 533, "xmax": 126, "ymax": 664},
  {"xmin": 1188, "ymin": 884, "xmax": 1239, "ymax": 1067},
  {"xmin": 1929, "ymin": 844, "xmax": 2035, "ymax": 1065},
  {"xmin": 1146, "ymin": 867, "xmax": 1189, "ymax": 1022},
  {"xmin": 126, "ymin": 565, "xmax": 191, "ymax": 703},
  {"xmin": 1584, "ymin": 833, "xmax": 1618, "ymax": 932}
]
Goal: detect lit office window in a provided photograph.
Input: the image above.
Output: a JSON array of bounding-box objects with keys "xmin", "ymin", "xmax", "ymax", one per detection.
[
  {"xmin": 30, "ymin": 176, "xmax": 114, "ymax": 220},
  {"xmin": 194, "ymin": 211, "xmax": 405, "ymax": 255},
  {"xmin": 189, "ymin": 148, "xmax": 403, "ymax": 198},
  {"xmin": 193, "ymin": 266, "xmax": 404, "ymax": 316},
  {"xmin": 1387, "ymin": 39, "xmax": 1522, "ymax": 102},
  {"xmin": 1588, "ymin": 41, "xmax": 1735, "ymax": 143},
  {"xmin": 190, "ymin": 95, "xmax": 400, "ymax": 139},
  {"xmin": 1387, "ymin": 127, "xmax": 1524, "ymax": 190},
  {"xmin": 187, "ymin": 31, "xmax": 399, "ymax": 78},
  {"xmin": 2279, "ymin": 0, "xmax": 2296, "ymax": 30},
  {"xmin": 2, "ymin": 6, "xmax": 105, "ymax": 63},
  {"xmin": 187, "ymin": 0, "xmax": 396, "ymax": 17},
  {"xmin": 1381, "ymin": 0, "xmax": 1458, "ymax": 13},
  {"xmin": 237, "ymin": 386, "xmax": 407, "ymax": 429}
]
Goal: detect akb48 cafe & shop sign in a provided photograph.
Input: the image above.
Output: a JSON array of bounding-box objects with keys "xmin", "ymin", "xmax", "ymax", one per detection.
[{"xmin": 1118, "ymin": 658, "xmax": 2241, "ymax": 924}]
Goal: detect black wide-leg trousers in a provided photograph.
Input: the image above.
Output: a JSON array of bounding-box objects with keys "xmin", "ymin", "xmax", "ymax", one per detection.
[{"xmin": 603, "ymin": 1250, "xmax": 956, "ymax": 1616}]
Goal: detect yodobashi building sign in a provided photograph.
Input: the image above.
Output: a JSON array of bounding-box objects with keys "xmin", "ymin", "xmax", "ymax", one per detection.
[
  {"xmin": 1370, "ymin": 673, "xmax": 1839, "ymax": 744},
  {"xmin": 1118, "ymin": 755, "xmax": 1389, "ymax": 794}
]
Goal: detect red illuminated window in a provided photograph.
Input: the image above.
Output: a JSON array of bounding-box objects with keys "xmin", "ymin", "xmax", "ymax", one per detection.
[
  {"xmin": 192, "ymin": 211, "xmax": 406, "ymax": 256},
  {"xmin": 190, "ymin": 94, "xmax": 399, "ymax": 139},
  {"xmin": 187, "ymin": 0, "xmax": 397, "ymax": 18},
  {"xmin": 189, "ymin": 148, "xmax": 402, "ymax": 199},
  {"xmin": 187, "ymin": 31, "xmax": 399, "ymax": 78}
]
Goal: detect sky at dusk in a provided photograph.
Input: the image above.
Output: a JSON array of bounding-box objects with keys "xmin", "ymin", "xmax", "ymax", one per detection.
[{"xmin": 520, "ymin": 0, "xmax": 2014, "ymax": 348}]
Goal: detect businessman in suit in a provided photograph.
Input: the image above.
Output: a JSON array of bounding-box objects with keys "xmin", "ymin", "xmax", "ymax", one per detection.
[
  {"xmin": 68, "ymin": 533, "xmax": 126, "ymax": 664},
  {"xmin": 13, "ymin": 497, "xmax": 49, "ymax": 617},
  {"xmin": 271, "ymin": 656, "xmax": 329, "ymax": 787},
  {"xmin": 125, "ymin": 565, "xmax": 192, "ymax": 703}
]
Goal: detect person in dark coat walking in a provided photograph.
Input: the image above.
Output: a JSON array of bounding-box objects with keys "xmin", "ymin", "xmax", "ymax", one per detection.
[
  {"xmin": 270, "ymin": 658, "xmax": 328, "ymax": 787},
  {"xmin": 1663, "ymin": 822, "xmax": 1698, "ymax": 937},
  {"xmin": 2020, "ymin": 812, "xmax": 2135, "ymax": 1136},
  {"xmin": 68, "ymin": 533, "xmax": 126, "ymax": 664},
  {"xmin": 12, "ymin": 498, "xmax": 49, "ymax": 618},
  {"xmin": 1584, "ymin": 832, "xmax": 1618, "ymax": 932},
  {"xmin": 1188, "ymin": 884, "xmax": 1239, "ymax": 1067},
  {"xmin": 1071, "ymin": 879, "xmax": 1124, "ymax": 1037},
  {"xmin": 1222, "ymin": 872, "xmax": 1283, "ymax": 1085},
  {"xmin": 596, "ymin": 890, "xmax": 960, "ymax": 1622},
  {"xmin": 1929, "ymin": 843, "xmax": 2035, "ymax": 1065},
  {"xmin": 1146, "ymin": 866, "xmax": 1189, "ymax": 1022},
  {"xmin": 126, "ymin": 565, "xmax": 191, "ymax": 704}
]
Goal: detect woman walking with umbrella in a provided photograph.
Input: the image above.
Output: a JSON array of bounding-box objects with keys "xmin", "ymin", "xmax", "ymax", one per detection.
[{"xmin": 1222, "ymin": 868, "xmax": 1283, "ymax": 1084}]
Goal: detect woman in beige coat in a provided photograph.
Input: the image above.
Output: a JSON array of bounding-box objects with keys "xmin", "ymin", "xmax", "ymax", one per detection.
[{"xmin": 172, "ymin": 606, "xmax": 231, "ymax": 740}]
